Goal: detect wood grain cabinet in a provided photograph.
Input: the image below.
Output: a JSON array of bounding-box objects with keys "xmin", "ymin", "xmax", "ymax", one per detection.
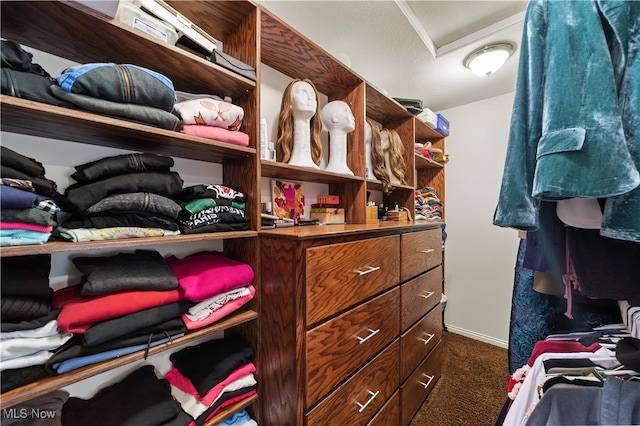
[
  {"xmin": 399, "ymin": 229, "xmax": 444, "ymax": 425},
  {"xmin": 260, "ymin": 224, "xmax": 442, "ymax": 426}
]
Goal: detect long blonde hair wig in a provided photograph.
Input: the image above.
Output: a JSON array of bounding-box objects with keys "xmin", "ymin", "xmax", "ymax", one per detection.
[{"xmin": 275, "ymin": 78, "xmax": 323, "ymax": 164}]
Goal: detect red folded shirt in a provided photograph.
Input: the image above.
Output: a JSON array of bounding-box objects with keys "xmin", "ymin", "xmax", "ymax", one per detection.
[{"xmin": 53, "ymin": 284, "xmax": 185, "ymax": 333}]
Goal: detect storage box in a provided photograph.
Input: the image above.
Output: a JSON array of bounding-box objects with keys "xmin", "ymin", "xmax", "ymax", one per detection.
[
  {"xmin": 116, "ymin": 2, "xmax": 178, "ymax": 45},
  {"xmin": 366, "ymin": 205, "xmax": 379, "ymax": 224},
  {"xmin": 418, "ymin": 108, "xmax": 437, "ymax": 129},
  {"xmin": 317, "ymin": 195, "xmax": 340, "ymax": 205},
  {"xmin": 435, "ymin": 113, "xmax": 450, "ymax": 137},
  {"xmin": 311, "ymin": 207, "xmax": 345, "ymax": 224},
  {"xmin": 386, "ymin": 210, "xmax": 409, "ymax": 221}
]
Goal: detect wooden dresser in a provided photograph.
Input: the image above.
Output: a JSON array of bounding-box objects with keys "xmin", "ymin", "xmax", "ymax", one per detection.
[{"xmin": 259, "ymin": 223, "xmax": 443, "ymax": 425}]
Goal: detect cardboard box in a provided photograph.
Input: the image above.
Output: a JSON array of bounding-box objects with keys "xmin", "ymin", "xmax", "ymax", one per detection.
[
  {"xmin": 317, "ymin": 195, "xmax": 339, "ymax": 205},
  {"xmin": 366, "ymin": 205, "xmax": 379, "ymax": 224},
  {"xmin": 311, "ymin": 207, "xmax": 345, "ymax": 224}
]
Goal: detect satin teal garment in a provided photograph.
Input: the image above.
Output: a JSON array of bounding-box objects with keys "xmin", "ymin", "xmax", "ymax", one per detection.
[{"xmin": 494, "ymin": 0, "xmax": 640, "ymax": 242}]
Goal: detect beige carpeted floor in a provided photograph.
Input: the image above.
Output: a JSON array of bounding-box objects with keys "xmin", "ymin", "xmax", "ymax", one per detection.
[{"xmin": 410, "ymin": 331, "xmax": 509, "ymax": 426}]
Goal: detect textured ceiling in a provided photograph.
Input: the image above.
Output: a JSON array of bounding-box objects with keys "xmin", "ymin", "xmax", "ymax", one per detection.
[{"xmin": 257, "ymin": 0, "xmax": 529, "ymax": 111}]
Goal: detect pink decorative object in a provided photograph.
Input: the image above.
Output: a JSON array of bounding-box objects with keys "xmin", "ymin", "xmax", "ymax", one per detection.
[{"xmin": 271, "ymin": 180, "xmax": 305, "ymax": 221}]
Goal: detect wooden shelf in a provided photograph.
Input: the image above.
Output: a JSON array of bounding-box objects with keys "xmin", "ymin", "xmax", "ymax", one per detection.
[
  {"xmin": 0, "ymin": 231, "xmax": 258, "ymax": 258},
  {"xmin": 0, "ymin": 96, "xmax": 255, "ymax": 164},
  {"xmin": 0, "ymin": 1, "xmax": 255, "ymax": 98},
  {"xmin": 261, "ymin": 161, "xmax": 364, "ymax": 184},
  {"xmin": 415, "ymin": 154, "xmax": 445, "ymax": 170},
  {"xmin": 204, "ymin": 394, "xmax": 258, "ymax": 426},
  {"xmin": 365, "ymin": 83, "xmax": 414, "ymax": 124},
  {"xmin": 259, "ymin": 8, "xmax": 362, "ymax": 97},
  {"xmin": 0, "ymin": 310, "xmax": 258, "ymax": 409},
  {"xmin": 414, "ymin": 119, "xmax": 445, "ymax": 142}
]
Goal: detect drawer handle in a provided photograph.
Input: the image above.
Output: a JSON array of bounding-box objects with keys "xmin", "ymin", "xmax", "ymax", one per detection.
[
  {"xmin": 356, "ymin": 328, "xmax": 380, "ymax": 344},
  {"xmin": 418, "ymin": 291, "xmax": 435, "ymax": 299},
  {"xmin": 419, "ymin": 333, "xmax": 435, "ymax": 345},
  {"xmin": 420, "ymin": 248, "xmax": 435, "ymax": 254},
  {"xmin": 418, "ymin": 374, "xmax": 434, "ymax": 389},
  {"xmin": 356, "ymin": 266, "xmax": 381, "ymax": 276},
  {"xmin": 356, "ymin": 390, "xmax": 379, "ymax": 413}
]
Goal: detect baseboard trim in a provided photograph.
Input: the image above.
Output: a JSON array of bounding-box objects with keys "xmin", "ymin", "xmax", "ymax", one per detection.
[{"xmin": 444, "ymin": 325, "xmax": 509, "ymax": 349}]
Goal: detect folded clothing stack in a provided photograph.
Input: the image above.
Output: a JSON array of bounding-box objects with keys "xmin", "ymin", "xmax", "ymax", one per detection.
[
  {"xmin": 166, "ymin": 250, "xmax": 256, "ymax": 330},
  {"xmin": 415, "ymin": 187, "xmax": 443, "ymax": 221},
  {"xmin": 51, "ymin": 62, "xmax": 180, "ymax": 130},
  {"xmin": 167, "ymin": 335, "xmax": 257, "ymax": 426},
  {"xmin": 55, "ymin": 152, "xmax": 184, "ymax": 242},
  {"xmin": 0, "ymin": 39, "xmax": 75, "ymax": 108},
  {"xmin": 0, "ymin": 254, "xmax": 73, "ymax": 376},
  {"xmin": 1, "ymin": 146, "xmax": 62, "ymax": 246},
  {"xmin": 62, "ymin": 365, "xmax": 185, "ymax": 426},
  {"xmin": 177, "ymin": 184, "xmax": 250, "ymax": 233},
  {"xmin": 174, "ymin": 91, "xmax": 249, "ymax": 147}
]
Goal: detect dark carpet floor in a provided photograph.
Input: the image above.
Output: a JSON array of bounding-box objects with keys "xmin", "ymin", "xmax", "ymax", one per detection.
[{"xmin": 410, "ymin": 331, "xmax": 509, "ymax": 426}]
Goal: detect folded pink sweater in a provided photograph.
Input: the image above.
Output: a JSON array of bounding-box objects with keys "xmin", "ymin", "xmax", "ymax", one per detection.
[
  {"xmin": 166, "ymin": 251, "xmax": 254, "ymax": 302},
  {"xmin": 178, "ymin": 125, "xmax": 249, "ymax": 147}
]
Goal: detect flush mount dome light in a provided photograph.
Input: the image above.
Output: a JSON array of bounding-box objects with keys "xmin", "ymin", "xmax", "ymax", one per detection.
[{"xmin": 464, "ymin": 43, "xmax": 515, "ymax": 77}]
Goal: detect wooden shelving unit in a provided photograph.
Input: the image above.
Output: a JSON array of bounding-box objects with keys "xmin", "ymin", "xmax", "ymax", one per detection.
[{"xmin": 0, "ymin": 1, "xmax": 447, "ymax": 424}]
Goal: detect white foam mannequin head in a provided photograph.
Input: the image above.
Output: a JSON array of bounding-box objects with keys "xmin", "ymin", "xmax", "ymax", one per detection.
[
  {"xmin": 322, "ymin": 100, "xmax": 355, "ymax": 175},
  {"xmin": 321, "ymin": 100, "xmax": 355, "ymax": 132},
  {"xmin": 287, "ymin": 80, "xmax": 320, "ymax": 169},
  {"xmin": 291, "ymin": 80, "xmax": 317, "ymax": 120},
  {"xmin": 364, "ymin": 120, "xmax": 377, "ymax": 180}
]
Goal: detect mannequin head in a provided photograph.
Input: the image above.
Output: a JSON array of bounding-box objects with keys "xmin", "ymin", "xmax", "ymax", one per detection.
[
  {"xmin": 321, "ymin": 100, "xmax": 355, "ymax": 133},
  {"xmin": 276, "ymin": 78, "xmax": 323, "ymax": 164},
  {"xmin": 291, "ymin": 80, "xmax": 318, "ymax": 119}
]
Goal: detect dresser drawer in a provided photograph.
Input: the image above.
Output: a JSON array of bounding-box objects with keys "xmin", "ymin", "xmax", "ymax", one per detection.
[
  {"xmin": 401, "ymin": 229, "xmax": 442, "ymax": 281},
  {"xmin": 368, "ymin": 390, "xmax": 400, "ymax": 426},
  {"xmin": 400, "ymin": 266, "xmax": 442, "ymax": 331},
  {"xmin": 306, "ymin": 235, "xmax": 400, "ymax": 325},
  {"xmin": 400, "ymin": 305, "xmax": 442, "ymax": 382},
  {"xmin": 305, "ymin": 340, "xmax": 400, "ymax": 426},
  {"xmin": 400, "ymin": 342, "xmax": 442, "ymax": 426},
  {"xmin": 306, "ymin": 287, "xmax": 400, "ymax": 407}
]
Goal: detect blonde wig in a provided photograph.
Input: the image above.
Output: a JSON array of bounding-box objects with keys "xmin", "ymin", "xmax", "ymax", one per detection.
[
  {"xmin": 367, "ymin": 117, "xmax": 392, "ymax": 193},
  {"xmin": 275, "ymin": 78, "xmax": 323, "ymax": 164},
  {"xmin": 382, "ymin": 128, "xmax": 408, "ymax": 186}
]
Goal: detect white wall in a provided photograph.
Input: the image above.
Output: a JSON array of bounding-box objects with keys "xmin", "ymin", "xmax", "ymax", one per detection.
[{"xmin": 439, "ymin": 92, "xmax": 520, "ymax": 347}]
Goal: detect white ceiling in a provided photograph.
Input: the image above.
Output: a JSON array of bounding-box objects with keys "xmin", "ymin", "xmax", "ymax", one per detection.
[{"xmin": 257, "ymin": 0, "xmax": 529, "ymax": 112}]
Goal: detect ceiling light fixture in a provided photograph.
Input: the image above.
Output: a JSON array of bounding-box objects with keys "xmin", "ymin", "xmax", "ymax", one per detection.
[{"xmin": 464, "ymin": 43, "xmax": 515, "ymax": 77}]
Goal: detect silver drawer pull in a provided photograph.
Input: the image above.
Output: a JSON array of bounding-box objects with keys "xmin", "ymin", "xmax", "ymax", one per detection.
[
  {"xmin": 418, "ymin": 291, "xmax": 435, "ymax": 299},
  {"xmin": 419, "ymin": 333, "xmax": 435, "ymax": 345},
  {"xmin": 420, "ymin": 248, "xmax": 435, "ymax": 254},
  {"xmin": 356, "ymin": 328, "xmax": 380, "ymax": 344},
  {"xmin": 418, "ymin": 374, "xmax": 434, "ymax": 388},
  {"xmin": 356, "ymin": 266, "xmax": 381, "ymax": 276},
  {"xmin": 356, "ymin": 390, "xmax": 379, "ymax": 413}
]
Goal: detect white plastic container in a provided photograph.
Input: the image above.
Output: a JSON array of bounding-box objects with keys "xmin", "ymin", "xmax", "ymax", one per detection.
[{"xmin": 116, "ymin": 2, "xmax": 178, "ymax": 45}]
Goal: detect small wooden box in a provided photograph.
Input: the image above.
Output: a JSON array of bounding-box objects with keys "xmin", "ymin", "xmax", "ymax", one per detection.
[
  {"xmin": 311, "ymin": 207, "xmax": 345, "ymax": 224},
  {"xmin": 317, "ymin": 195, "xmax": 340, "ymax": 205},
  {"xmin": 366, "ymin": 206, "xmax": 379, "ymax": 224},
  {"xmin": 387, "ymin": 210, "xmax": 409, "ymax": 221}
]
